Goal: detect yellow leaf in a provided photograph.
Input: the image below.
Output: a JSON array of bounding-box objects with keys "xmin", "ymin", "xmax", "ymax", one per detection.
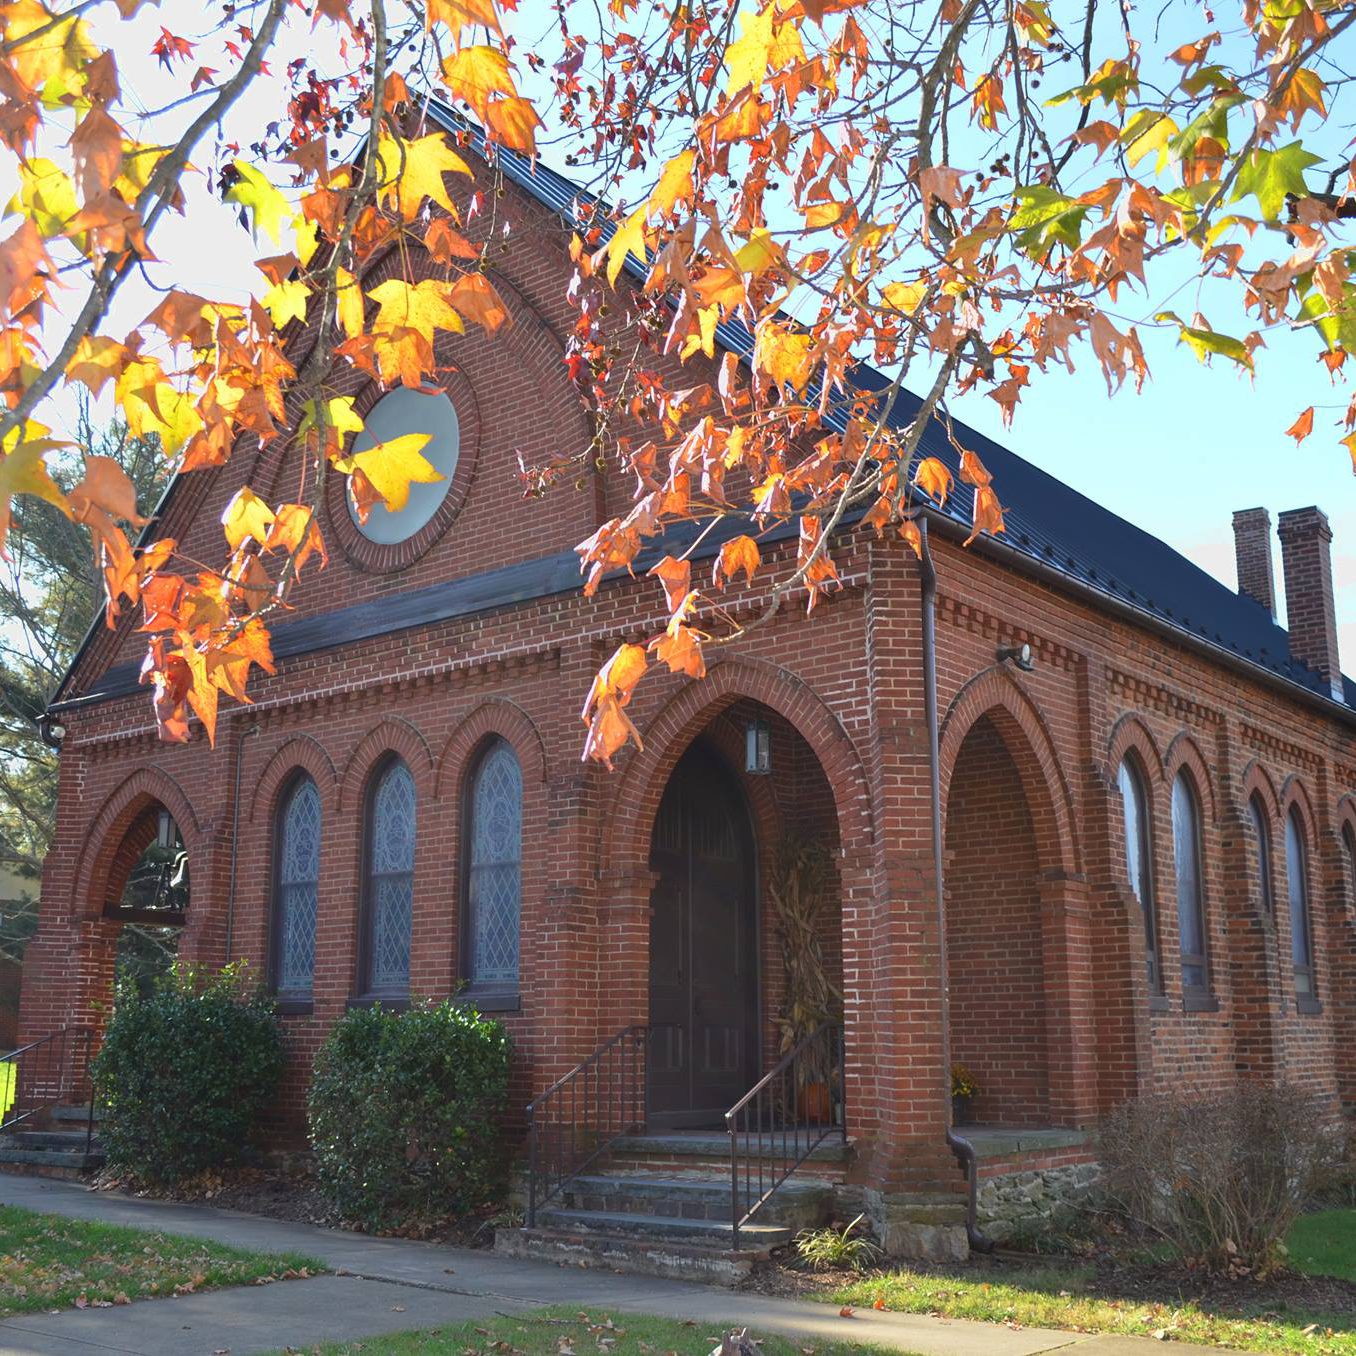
[
  {"xmin": 221, "ymin": 487, "xmax": 276, "ymax": 551},
  {"xmin": 0, "ymin": 438, "xmax": 69, "ymax": 554},
  {"xmin": 725, "ymin": 7, "xmax": 804, "ymax": 97},
  {"xmin": 882, "ymin": 280, "xmax": 927, "ymax": 314},
  {"xmin": 335, "ymin": 266, "xmax": 364, "ymax": 340},
  {"xmin": 425, "ymin": 0, "xmax": 502, "ymax": 34},
  {"xmin": 224, "ymin": 161, "xmax": 294, "ymax": 243},
  {"xmin": 599, "ymin": 204, "xmax": 649, "ymax": 286},
  {"xmin": 375, "ymin": 132, "xmax": 471, "ymax": 222},
  {"xmin": 262, "ymin": 277, "xmax": 309, "ymax": 329},
  {"xmin": 345, "ymin": 432, "xmax": 441, "ymax": 513},
  {"xmin": 300, "ymin": 395, "xmax": 365, "ymax": 449},
  {"xmin": 752, "ymin": 320, "xmax": 813, "ymax": 393},
  {"xmin": 6, "ymin": 157, "xmax": 78, "ymax": 237},
  {"xmin": 484, "ymin": 96, "xmax": 542, "ymax": 155},
  {"xmin": 66, "ymin": 335, "xmax": 127, "ymax": 397},
  {"xmin": 648, "ymin": 149, "xmax": 696, "ymax": 219},
  {"xmin": 367, "ymin": 277, "xmax": 464, "ymax": 341},
  {"xmin": 440, "ymin": 44, "xmax": 517, "ymax": 121}
]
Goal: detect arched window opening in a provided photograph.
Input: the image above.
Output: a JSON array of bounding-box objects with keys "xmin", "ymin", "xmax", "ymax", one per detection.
[
  {"xmin": 1248, "ymin": 793, "xmax": 1275, "ymax": 917},
  {"xmin": 1343, "ymin": 822, "xmax": 1356, "ymax": 914},
  {"xmin": 1284, "ymin": 806, "xmax": 1317, "ymax": 1007},
  {"xmin": 359, "ymin": 758, "xmax": 415, "ymax": 998},
  {"xmin": 109, "ymin": 808, "xmax": 188, "ymax": 998},
  {"xmin": 1118, "ymin": 756, "xmax": 1160, "ymax": 992},
  {"xmin": 273, "ymin": 776, "xmax": 320, "ymax": 1000},
  {"xmin": 463, "ymin": 740, "xmax": 522, "ymax": 994},
  {"xmin": 1171, "ymin": 772, "xmax": 1209, "ymax": 1003}
]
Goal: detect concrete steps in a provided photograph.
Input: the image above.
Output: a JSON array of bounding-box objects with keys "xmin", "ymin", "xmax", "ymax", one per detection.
[
  {"xmin": 0, "ymin": 1108, "xmax": 104, "ymax": 1176},
  {"xmin": 497, "ymin": 1134, "xmax": 848, "ymax": 1283}
]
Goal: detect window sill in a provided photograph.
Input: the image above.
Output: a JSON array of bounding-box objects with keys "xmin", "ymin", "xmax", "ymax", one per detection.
[
  {"xmin": 1296, "ymin": 995, "xmax": 1323, "ymax": 1016},
  {"xmin": 1183, "ymin": 992, "xmax": 1219, "ymax": 1014},
  {"xmin": 458, "ymin": 989, "xmax": 521, "ymax": 1014},
  {"xmin": 346, "ymin": 995, "xmax": 410, "ymax": 1012},
  {"xmin": 275, "ymin": 997, "xmax": 314, "ymax": 1017},
  {"xmin": 1148, "ymin": 994, "xmax": 1171, "ymax": 1014}
]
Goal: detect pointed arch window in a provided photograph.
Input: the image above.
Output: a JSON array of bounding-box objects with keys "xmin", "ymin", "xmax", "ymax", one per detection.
[
  {"xmin": 1248, "ymin": 794, "xmax": 1275, "ymax": 917},
  {"xmin": 273, "ymin": 776, "xmax": 320, "ymax": 1002},
  {"xmin": 1118, "ymin": 756, "xmax": 1161, "ymax": 994},
  {"xmin": 1171, "ymin": 772, "xmax": 1210, "ymax": 1004},
  {"xmin": 1343, "ymin": 822, "xmax": 1356, "ymax": 914},
  {"xmin": 462, "ymin": 739, "xmax": 522, "ymax": 997},
  {"xmin": 1284, "ymin": 806, "xmax": 1318, "ymax": 1010},
  {"xmin": 359, "ymin": 758, "xmax": 415, "ymax": 999}
]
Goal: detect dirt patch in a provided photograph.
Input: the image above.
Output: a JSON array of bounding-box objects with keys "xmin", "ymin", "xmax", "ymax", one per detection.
[
  {"xmin": 741, "ymin": 1248, "xmax": 1356, "ymax": 1321},
  {"xmin": 87, "ymin": 1165, "xmax": 506, "ymax": 1248}
]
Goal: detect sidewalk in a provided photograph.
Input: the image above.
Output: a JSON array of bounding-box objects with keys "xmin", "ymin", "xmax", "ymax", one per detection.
[{"xmin": 0, "ymin": 1174, "xmax": 1240, "ymax": 1356}]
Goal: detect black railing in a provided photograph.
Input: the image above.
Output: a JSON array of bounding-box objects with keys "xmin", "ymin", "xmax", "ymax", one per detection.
[
  {"xmin": 1, "ymin": 1027, "xmax": 96, "ymax": 1152},
  {"xmin": 725, "ymin": 1021, "xmax": 845, "ymax": 1250},
  {"xmin": 525, "ymin": 1025, "xmax": 648, "ymax": 1227}
]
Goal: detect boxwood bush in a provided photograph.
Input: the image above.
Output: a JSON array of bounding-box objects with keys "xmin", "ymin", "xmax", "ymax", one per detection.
[
  {"xmin": 308, "ymin": 999, "xmax": 511, "ymax": 1230},
  {"xmin": 92, "ymin": 962, "xmax": 284, "ymax": 1186}
]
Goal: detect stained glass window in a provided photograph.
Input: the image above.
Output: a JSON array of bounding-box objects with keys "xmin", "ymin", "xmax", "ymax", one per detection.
[
  {"xmin": 1118, "ymin": 756, "xmax": 1160, "ymax": 991},
  {"xmin": 1249, "ymin": 794, "xmax": 1274, "ymax": 916},
  {"xmin": 1171, "ymin": 772, "xmax": 1208, "ymax": 997},
  {"xmin": 364, "ymin": 759, "xmax": 415, "ymax": 994},
  {"xmin": 466, "ymin": 741, "xmax": 521, "ymax": 988},
  {"xmin": 1284, "ymin": 807, "xmax": 1315, "ymax": 1000},
  {"xmin": 276, "ymin": 777, "xmax": 320, "ymax": 996}
]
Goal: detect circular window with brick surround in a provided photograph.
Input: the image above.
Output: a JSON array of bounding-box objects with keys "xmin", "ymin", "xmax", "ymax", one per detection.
[
  {"xmin": 349, "ymin": 387, "xmax": 460, "ymax": 544},
  {"xmin": 325, "ymin": 371, "xmax": 480, "ymax": 573}
]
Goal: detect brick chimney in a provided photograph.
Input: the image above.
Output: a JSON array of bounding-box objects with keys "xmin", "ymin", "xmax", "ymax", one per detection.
[
  {"xmin": 1276, "ymin": 506, "xmax": 1343, "ymax": 701},
  {"xmin": 1232, "ymin": 507, "xmax": 1276, "ymax": 617}
]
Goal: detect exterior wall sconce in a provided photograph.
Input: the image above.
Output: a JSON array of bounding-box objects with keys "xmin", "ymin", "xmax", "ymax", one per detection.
[
  {"xmin": 745, "ymin": 718, "xmax": 772, "ymax": 775},
  {"xmin": 998, "ymin": 642, "xmax": 1036, "ymax": 672},
  {"xmin": 156, "ymin": 808, "xmax": 176, "ymax": 850}
]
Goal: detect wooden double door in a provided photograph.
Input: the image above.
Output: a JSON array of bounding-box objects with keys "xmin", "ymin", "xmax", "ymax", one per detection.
[{"xmin": 647, "ymin": 741, "xmax": 759, "ymax": 1127}]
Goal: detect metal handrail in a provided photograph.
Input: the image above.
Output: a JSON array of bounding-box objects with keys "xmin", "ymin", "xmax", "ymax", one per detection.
[
  {"xmin": 1, "ymin": 1027, "xmax": 97, "ymax": 1153},
  {"xmin": 525, "ymin": 1024, "xmax": 648, "ymax": 1227},
  {"xmin": 725, "ymin": 1020, "xmax": 845, "ymax": 1251}
]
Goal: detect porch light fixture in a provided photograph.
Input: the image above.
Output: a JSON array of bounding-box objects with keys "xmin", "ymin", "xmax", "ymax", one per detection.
[
  {"xmin": 745, "ymin": 718, "xmax": 772, "ymax": 775},
  {"xmin": 998, "ymin": 641, "xmax": 1036, "ymax": 672}
]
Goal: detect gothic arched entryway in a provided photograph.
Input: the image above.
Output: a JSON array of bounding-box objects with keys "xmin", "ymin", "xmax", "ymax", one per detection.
[
  {"xmin": 106, "ymin": 804, "xmax": 189, "ymax": 997},
  {"xmin": 647, "ymin": 739, "xmax": 758, "ymax": 1126}
]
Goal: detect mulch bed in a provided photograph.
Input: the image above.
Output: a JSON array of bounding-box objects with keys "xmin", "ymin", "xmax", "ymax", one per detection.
[
  {"xmin": 741, "ymin": 1247, "xmax": 1356, "ymax": 1320},
  {"xmin": 86, "ymin": 1164, "xmax": 505, "ymax": 1248}
]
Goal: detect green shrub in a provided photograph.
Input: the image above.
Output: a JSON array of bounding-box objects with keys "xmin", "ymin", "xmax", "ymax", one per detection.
[
  {"xmin": 308, "ymin": 999, "xmax": 511, "ymax": 1230},
  {"xmin": 794, "ymin": 1215, "xmax": 881, "ymax": 1272},
  {"xmin": 92, "ymin": 962, "xmax": 284, "ymax": 1186}
]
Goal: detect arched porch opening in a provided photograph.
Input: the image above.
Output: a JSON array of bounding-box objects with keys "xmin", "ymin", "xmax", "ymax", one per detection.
[
  {"xmin": 945, "ymin": 714, "xmax": 1051, "ymax": 1126},
  {"xmin": 104, "ymin": 803, "xmax": 190, "ymax": 998},
  {"xmin": 640, "ymin": 696, "xmax": 846, "ymax": 1126}
]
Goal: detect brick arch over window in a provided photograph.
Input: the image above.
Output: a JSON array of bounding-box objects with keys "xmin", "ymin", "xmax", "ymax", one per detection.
[
  {"xmin": 338, "ymin": 717, "xmax": 435, "ymax": 811},
  {"xmin": 1106, "ymin": 712, "xmax": 1166, "ymax": 785},
  {"xmin": 435, "ymin": 698, "xmax": 547, "ymax": 798},
  {"xmin": 939, "ymin": 667, "xmax": 1081, "ymax": 877},
  {"xmin": 1164, "ymin": 732, "xmax": 1219, "ymax": 823},
  {"xmin": 72, "ymin": 768, "xmax": 203, "ymax": 923},
  {"xmin": 248, "ymin": 735, "xmax": 338, "ymax": 825},
  {"xmin": 1280, "ymin": 774, "xmax": 1320, "ymax": 849},
  {"xmin": 1241, "ymin": 760, "xmax": 1282, "ymax": 820},
  {"xmin": 600, "ymin": 657, "xmax": 873, "ymax": 870}
]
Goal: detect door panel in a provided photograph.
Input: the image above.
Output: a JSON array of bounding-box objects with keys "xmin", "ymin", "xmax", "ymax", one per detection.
[{"xmin": 647, "ymin": 742, "xmax": 758, "ymax": 1126}]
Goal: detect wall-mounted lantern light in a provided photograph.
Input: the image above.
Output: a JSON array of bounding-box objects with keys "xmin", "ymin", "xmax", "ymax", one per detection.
[
  {"xmin": 997, "ymin": 641, "xmax": 1036, "ymax": 672},
  {"xmin": 745, "ymin": 718, "xmax": 772, "ymax": 775}
]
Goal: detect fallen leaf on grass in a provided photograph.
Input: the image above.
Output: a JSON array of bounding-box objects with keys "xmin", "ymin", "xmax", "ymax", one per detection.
[
  {"xmin": 838, "ymin": 1306, "xmax": 855, "ymax": 1318},
  {"xmin": 872, "ymin": 1297, "xmax": 885, "ymax": 1311}
]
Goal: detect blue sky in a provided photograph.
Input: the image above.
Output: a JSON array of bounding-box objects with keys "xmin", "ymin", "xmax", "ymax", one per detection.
[{"xmin": 29, "ymin": 1, "xmax": 1356, "ymax": 670}]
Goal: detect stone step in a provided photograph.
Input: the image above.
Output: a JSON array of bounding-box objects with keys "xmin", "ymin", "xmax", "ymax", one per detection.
[
  {"xmin": 534, "ymin": 1206, "xmax": 793, "ymax": 1250},
  {"xmin": 47, "ymin": 1104, "xmax": 103, "ymax": 1126},
  {"xmin": 496, "ymin": 1225, "xmax": 759, "ymax": 1284},
  {"xmin": 7, "ymin": 1129, "xmax": 101, "ymax": 1151},
  {"xmin": 560, "ymin": 1172, "xmax": 831, "ymax": 1228},
  {"xmin": 0, "ymin": 1145, "xmax": 104, "ymax": 1171}
]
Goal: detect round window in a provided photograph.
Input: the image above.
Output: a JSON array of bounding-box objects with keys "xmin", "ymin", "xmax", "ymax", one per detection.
[{"xmin": 348, "ymin": 387, "xmax": 460, "ymax": 545}]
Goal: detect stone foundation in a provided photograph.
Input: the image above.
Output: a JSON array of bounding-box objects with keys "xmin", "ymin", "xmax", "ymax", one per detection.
[{"xmin": 863, "ymin": 1187, "xmax": 969, "ymax": 1262}]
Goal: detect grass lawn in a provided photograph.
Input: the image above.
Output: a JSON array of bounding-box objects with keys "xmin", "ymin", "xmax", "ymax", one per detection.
[
  {"xmin": 831, "ymin": 1258, "xmax": 1354, "ymax": 1356},
  {"xmin": 1289, "ymin": 1210, "xmax": 1356, "ymax": 1284},
  {"xmin": 272, "ymin": 1306, "xmax": 912, "ymax": 1356},
  {"xmin": 0, "ymin": 1204, "xmax": 326, "ymax": 1316}
]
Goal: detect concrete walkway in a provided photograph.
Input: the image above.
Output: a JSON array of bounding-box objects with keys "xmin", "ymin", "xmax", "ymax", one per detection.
[{"xmin": 0, "ymin": 1174, "xmax": 1242, "ymax": 1356}]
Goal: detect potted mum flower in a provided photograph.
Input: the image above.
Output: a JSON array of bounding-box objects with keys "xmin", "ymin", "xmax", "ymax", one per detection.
[{"xmin": 951, "ymin": 1063, "xmax": 979, "ymax": 1125}]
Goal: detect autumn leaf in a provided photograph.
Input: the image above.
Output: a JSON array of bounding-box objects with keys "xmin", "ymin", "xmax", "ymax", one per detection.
[
  {"xmin": 367, "ymin": 277, "xmax": 464, "ymax": 341},
  {"xmin": 965, "ymin": 484, "xmax": 1006, "ymax": 545},
  {"xmin": 484, "ymin": 96, "xmax": 543, "ymax": 155},
  {"xmin": 913, "ymin": 457, "xmax": 953, "ymax": 507},
  {"xmin": 263, "ymin": 503, "xmax": 328, "ymax": 575},
  {"xmin": 1285, "ymin": 407, "xmax": 1315, "ymax": 445},
  {"xmin": 448, "ymin": 272, "xmax": 511, "ymax": 332},
  {"xmin": 648, "ymin": 149, "xmax": 696, "ymax": 219},
  {"xmin": 425, "ymin": 0, "xmax": 502, "ymax": 34},
  {"xmin": 647, "ymin": 554, "xmax": 691, "ymax": 613},
  {"xmin": 580, "ymin": 642, "xmax": 648, "ymax": 767},
  {"xmin": 1230, "ymin": 142, "xmax": 1322, "ymax": 221},
  {"xmin": 224, "ymin": 160, "xmax": 294, "ymax": 242},
  {"xmin": 341, "ymin": 432, "xmax": 440, "ymax": 515},
  {"xmin": 375, "ymin": 132, "xmax": 471, "ymax": 221},
  {"xmin": 753, "ymin": 321, "xmax": 814, "ymax": 394},
  {"xmin": 440, "ymin": 45, "xmax": 517, "ymax": 121},
  {"xmin": 221, "ymin": 487, "xmax": 276, "ymax": 551},
  {"xmin": 725, "ymin": 7, "xmax": 804, "ymax": 96},
  {"xmin": 262, "ymin": 278, "xmax": 309, "ymax": 329},
  {"xmin": 0, "ymin": 436, "xmax": 69, "ymax": 555},
  {"xmin": 714, "ymin": 534, "xmax": 759, "ymax": 587}
]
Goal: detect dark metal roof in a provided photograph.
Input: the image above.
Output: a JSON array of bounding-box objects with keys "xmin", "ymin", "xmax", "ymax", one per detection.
[
  {"xmin": 421, "ymin": 98, "xmax": 1353, "ymax": 711},
  {"xmin": 48, "ymin": 100, "xmax": 1355, "ymax": 717}
]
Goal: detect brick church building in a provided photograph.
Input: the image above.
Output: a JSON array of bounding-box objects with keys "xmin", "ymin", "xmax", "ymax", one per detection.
[{"xmin": 15, "ymin": 106, "xmax": 1356, "ymax": 1261}]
